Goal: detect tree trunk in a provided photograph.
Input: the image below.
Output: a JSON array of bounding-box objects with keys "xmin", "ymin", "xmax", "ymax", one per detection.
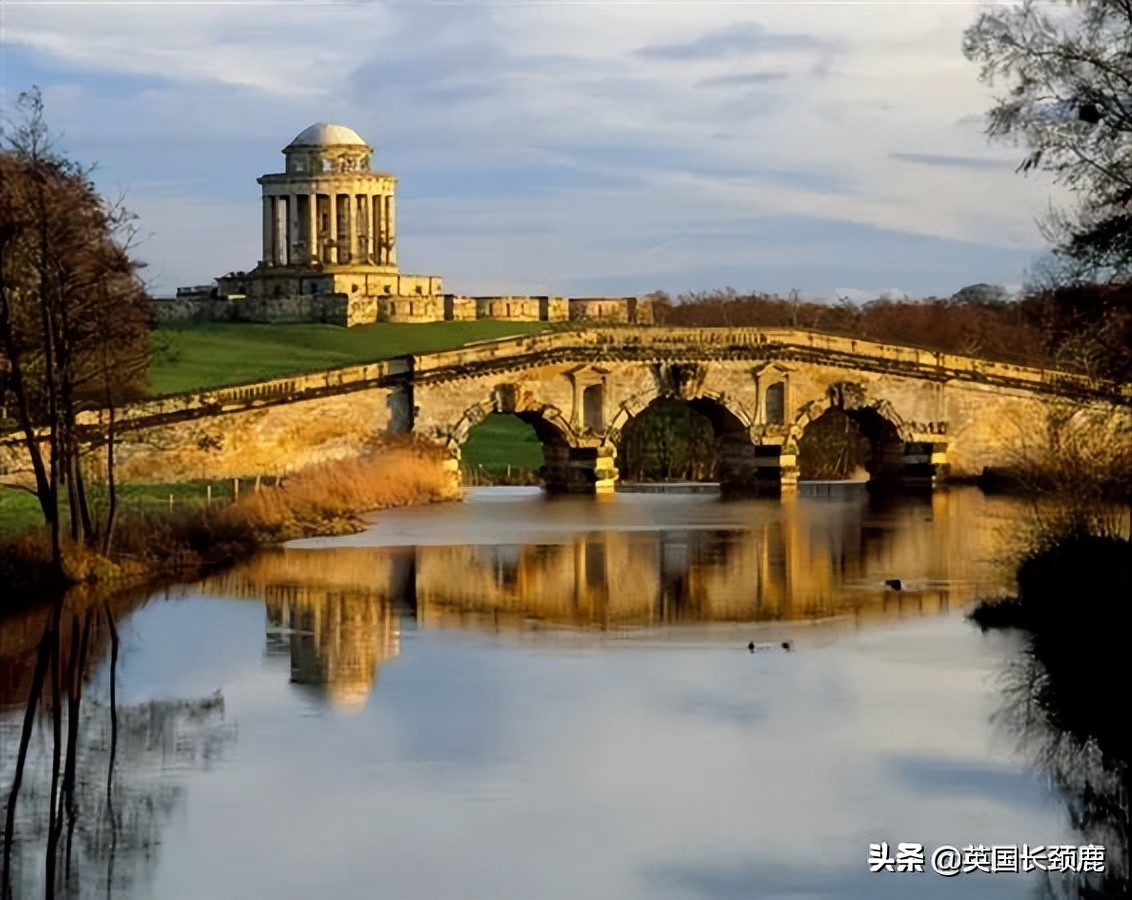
[
  {"xmin": 102, "ymin": 398, "xmax": 119, "ymax": 556},
  {"xmin": 0, "ymin": 616, "xmax": 55, "ymax": 900}
]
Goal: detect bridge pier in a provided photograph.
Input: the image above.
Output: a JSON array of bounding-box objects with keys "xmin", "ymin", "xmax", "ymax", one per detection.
[
  {"xmin": 898, "ymin": 440, "xmax": 949, "ymax": 489},
  {"xmin": 717, "ymin": 442, "xmax": 798, "ymax": 496},
  {"xmin": 542, "ymin": 443, "xmax": 618, "ymax": 494}
]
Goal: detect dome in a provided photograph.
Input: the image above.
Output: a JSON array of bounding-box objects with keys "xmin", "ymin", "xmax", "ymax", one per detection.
[{"xmin": 285, "ymin": 122, "xmax": 371, "ymax": 150}]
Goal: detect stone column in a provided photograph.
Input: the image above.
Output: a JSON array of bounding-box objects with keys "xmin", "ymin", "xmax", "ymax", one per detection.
[
  {"xmin": 261, "ymin": 195, "xmax": 273, "ymax": 265},
  {"xmin": 898, "ymin": 441, "xmax": 948, "ymax": 489},
  {"xmin": 306, "ymin": 193, "xmax": 318, "ymax": 264},
  {"xmin": 373, "ymin": 193, "xmax": 384, "ymax": 263},
  {"xmin": 386, "ymin": 194, "xmax": 397, "ymax": 266},
  {"xmin": 346, "ymin": 191, "xmax": 357, "ymax": 264},
  {"xmin": 287, "ymin": 194, "xmax": 299, "ymax": 265},
  {"xmin": 358, "ymin": 194, "xmax": 369, "ymax": 262},
  {"xmin": 743, "ymin": 444, "xmax": 797, "ymax": 495},
  {"xmin": 285, "ymin": 195, "xmax": 295, "ymax": 265},
  {"xmin": 717, "ymin": 437, "xmax": 763, "ymax": 496},
  {"xmin": 274, "ymin": 196, "xmax": 287, "ymax": 267},
  {"xmin": 329, "ymin": 193, "xmax": 339, "ymax": 264}
]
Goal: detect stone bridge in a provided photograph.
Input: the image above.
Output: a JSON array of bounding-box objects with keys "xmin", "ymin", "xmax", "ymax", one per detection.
[
  {"xmin": 404, "ymin": 327, "xmax": 1110, "ymax": 492},
  {"xmin": 1, "ymin": 327, "xmax": 1119, "ymax": 494}
]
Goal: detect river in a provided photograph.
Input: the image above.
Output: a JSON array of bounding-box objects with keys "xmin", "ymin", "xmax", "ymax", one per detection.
[{"xmin": 0, "ymin": 486, "xmax": 1119, "ymax": 898}]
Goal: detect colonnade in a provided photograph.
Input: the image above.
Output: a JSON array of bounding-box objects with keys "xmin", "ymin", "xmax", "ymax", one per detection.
[{"xmin": 261, "ymin": 189, "xmax": 396, "ymax": 267}]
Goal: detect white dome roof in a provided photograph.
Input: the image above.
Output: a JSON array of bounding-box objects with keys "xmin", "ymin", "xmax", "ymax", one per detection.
[{"xmin": 286, "ymin": 122, "xmax": 371, "ymax": 149}]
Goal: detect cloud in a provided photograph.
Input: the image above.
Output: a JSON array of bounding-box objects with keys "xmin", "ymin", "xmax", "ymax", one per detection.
[
  {"xmin": 889, "ymin": 152, "xmax": 1011, "ymax": 171},
  {"xmin": 636, "ymin": 22, "xmax": 828, "ymax": 60},
  {"xmin": 698, "ymin": 71, "xmax": 790, "ymax": 88},
  {"xmin": 0, "ymin": 0, "xmax": 1066, "ymax": 297},
  {"xmin": 2, "ymin": 0, "xmax": 399, "ymax": 97}
]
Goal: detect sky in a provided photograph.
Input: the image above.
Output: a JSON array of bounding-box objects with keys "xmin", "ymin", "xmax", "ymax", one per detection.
[{"xmin": 0, "ymin": 0, "xmax": 1067, "ymax": 301}]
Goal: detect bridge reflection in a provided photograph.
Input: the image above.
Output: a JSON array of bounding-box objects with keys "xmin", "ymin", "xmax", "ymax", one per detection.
[{"xmin": 205, "ymin": 490, "xmax": 1016, "ymax": 709}]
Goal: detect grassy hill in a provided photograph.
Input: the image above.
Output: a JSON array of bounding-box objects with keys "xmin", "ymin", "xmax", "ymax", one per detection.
[{"xmin": 149, "ymin": 320, "xmax": 549, "ymax": 395}]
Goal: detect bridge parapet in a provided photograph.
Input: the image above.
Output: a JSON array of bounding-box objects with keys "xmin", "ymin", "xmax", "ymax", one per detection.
[
  {"xmin": 408, "ymin": 327, "xmax": 1111, "ymax": 399},
  {"xmin": 70, "ymin": 360, "xmax": 402, "ymax": 432}
]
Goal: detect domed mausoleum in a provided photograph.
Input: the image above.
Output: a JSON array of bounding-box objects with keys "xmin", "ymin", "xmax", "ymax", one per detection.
[
  {"xmin": 166, "ymin": 123, "xmax": 652, "ymax": 327},
  {"xmin": 267, "ymin": 123, "xmax": 395, "ymax": 267},
  {"xmin": 210, "ymin": 122, "xmax": 443, "ymax": 324}
]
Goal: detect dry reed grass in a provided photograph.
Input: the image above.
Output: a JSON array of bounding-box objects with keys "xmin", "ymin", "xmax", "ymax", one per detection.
[
  {"xmin": 0, "ymin": 441, "xmax": 460, "ymax": 599},
  {"xmin": 228, "ymin": 442, "xmax": 460, "ymax": 539}
]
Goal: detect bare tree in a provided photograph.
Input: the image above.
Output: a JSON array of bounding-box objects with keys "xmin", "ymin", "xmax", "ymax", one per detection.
[
  {"xmin": 963, "ymin": 0, "xmax": 1132, "ymax": 281},
  {"xmin": 0, "ymin": 88, "xmax": 151, "ymax": 572}
]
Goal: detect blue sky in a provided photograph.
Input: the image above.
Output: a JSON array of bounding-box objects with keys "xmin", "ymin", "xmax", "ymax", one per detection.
[{"xmin": 0, "ymin": 0, "xmax": 1063, "ymax": 300}]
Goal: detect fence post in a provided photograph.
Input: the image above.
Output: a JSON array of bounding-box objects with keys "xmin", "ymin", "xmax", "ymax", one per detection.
[
  {"xmin": 207, "ymin": 484, "xmax": 212, "ymax": 507},
  {"xmin": 255, "ymin": 474, "xmax": 261, "ymax": 493},
  {"xmin": 233, "ymin": 477, "xmax": 239, "ymax": 501},
  {"xmin": 169, "ymin": 494, "xmax": 174, "ymax": 512}
]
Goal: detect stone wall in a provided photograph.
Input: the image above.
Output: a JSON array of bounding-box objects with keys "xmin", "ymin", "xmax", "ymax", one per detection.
[
  {"xmin": 475, "ymin": 296, "xmax": 543, "ymax": 321},
  {"xmin": 155, "ymin": 284, "xmax": 646, "ymax": 328},
  {"xmin": 0, "ymin": 360, "xmax": 407, "ymax": 482},
  {"xmin": 152, "ymin": 294, "xmax": 352, "ymax": 326},
  {"xmin": 568, "ymin": 297, "xmax": 631, "ymax": 323},
  {"xmin": 109, "ymin": 387, "xmax": 400, "ymax": 480},
  {"xmin": 153, "ymin": 297, "xmax": 225, "ymax": 324},
  {"xmin": 443, "ymin": 295, "xmax": 477, "ymax": 321},
  {"xmin": 380, "ymin": 295, "xmax": 445, "ymax": 323},
  {"xmin": 568, "ymin": 297, "xmax": 653, "ymax": 324},
  {"xmin": 345, "ymin": 295, "xmax": 377, "ymax": 327}
]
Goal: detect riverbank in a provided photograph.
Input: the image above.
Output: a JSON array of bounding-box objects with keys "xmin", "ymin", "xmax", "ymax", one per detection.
[
  {"xmin": 0, "ymin": 440, "xmax": 461, "ymax": 612},
  {"xmin": 970, "ymin": 532, "xmax": 1131, "ymax": 630}
]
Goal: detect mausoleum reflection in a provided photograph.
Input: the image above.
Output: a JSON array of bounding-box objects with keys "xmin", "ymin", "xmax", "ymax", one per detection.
[
  {"xmin": 204, "ymin": 490, "xmax": 1015, "ymax": 709},
  {"xmin": 268, "ymin": 589, "xmax": 399, "ymax": 711}
]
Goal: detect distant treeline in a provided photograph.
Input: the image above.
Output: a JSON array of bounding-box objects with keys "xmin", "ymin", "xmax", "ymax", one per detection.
[{"xmin": 649, "ymin": 284, "xmax": 1132, "ymax": 381}]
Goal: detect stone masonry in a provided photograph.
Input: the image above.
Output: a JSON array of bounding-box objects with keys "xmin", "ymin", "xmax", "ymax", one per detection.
[{"xmin": 4, "ymin": 328, "xmax": 1124, "ymax": 495}]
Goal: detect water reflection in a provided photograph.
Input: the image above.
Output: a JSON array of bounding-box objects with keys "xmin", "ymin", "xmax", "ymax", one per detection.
[
  {"xmin": 0, "ymin": 596, "xmax": 235, "ymax": 899},
  {"xmin": 265, "ymin": 588, "xmax": 400, "ymax": 711},
  {"xmin": 996, "ymin": 634, "xmax": 1130, "ymax": 898},
  {"xmin": 9, "ymin": 488, "xmax": 1102, "ymax": 900},
  {"xmin": 200, "ymin": 489, "xmax": 1017, "ymax": 711}
]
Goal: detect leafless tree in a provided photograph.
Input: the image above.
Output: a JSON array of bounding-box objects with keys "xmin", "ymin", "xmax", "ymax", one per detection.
[{"xmin": 0, "ymin": 88, "xmax": 151, "ymax": 572}]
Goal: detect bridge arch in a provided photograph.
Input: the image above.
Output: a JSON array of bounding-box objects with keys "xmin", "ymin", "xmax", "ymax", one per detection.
[
  {"xmin": 448, "ymin": 393, "xmax": 579, "ymax": 452},
  {"xmin": 448, "ymin": 384, "xmax": 616, "ymax": 493},
  {"xmin": 788, "ymin": 383, "xmax": 917, "ymax": 483},
  {"xmin": 607, "ymin": 385, "xmax": 761, "ymax": 492},
  {"xmin": 606, "ymin": 385, "xmax": 753, "ymax": 443}
]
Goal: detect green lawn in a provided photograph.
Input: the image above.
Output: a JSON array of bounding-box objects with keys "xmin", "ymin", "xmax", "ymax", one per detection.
[
  {"xmin": 0, "ymin": 477, "xmax": 270, "ymax": 538},
  {"xmin": 462, "ymin": 414, "xmax": 544, "ymax": 472},
  {"xmin": 0, "ymin": 489, "xmax": 45, "ymax": 537},
  {"xmin": 149, "ymin": 320, "xmax": 550, "ymax": 395}
]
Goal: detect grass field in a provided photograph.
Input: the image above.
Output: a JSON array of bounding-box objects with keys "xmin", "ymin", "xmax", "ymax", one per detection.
[
  {"xmin": 149, "ymin": 320, "xmax": 549, "ymax": 395},
  {"xmin": 461, "ymin": 414, "xmax": 544, "ymax": 473},
  {"xmin": 0, "ymin": 477, "xmax": 276, "ymax": 537}
]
